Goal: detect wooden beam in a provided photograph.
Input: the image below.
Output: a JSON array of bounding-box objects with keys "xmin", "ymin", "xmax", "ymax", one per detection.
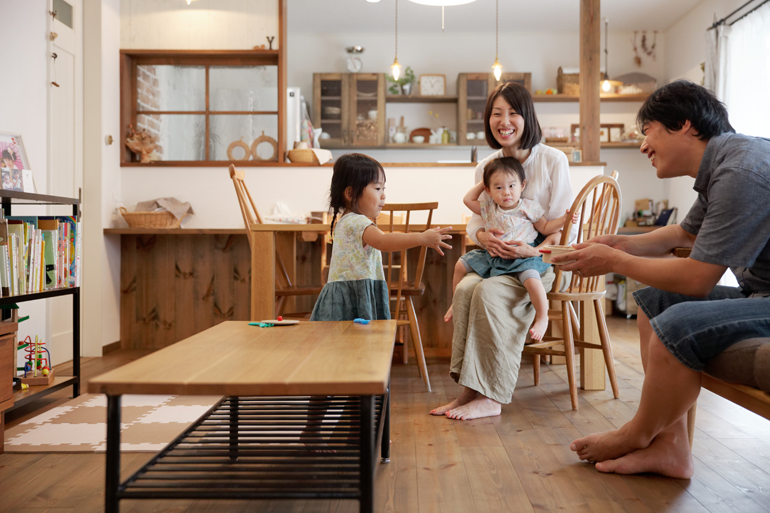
[
  {"xmin": 278, "ymin": 0, "xmax": 287, "ymax": 163},
  {"xmin": 579, "ymin": 0, "xmax": 601, "ymax": 164}
]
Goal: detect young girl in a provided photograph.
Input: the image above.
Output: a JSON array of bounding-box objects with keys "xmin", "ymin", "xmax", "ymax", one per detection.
[
  {"xmin": 444, "ymin": 157, "xmax": 577, "ymax": 340},
  {"xmin": 310, "ymin": 153, "xmax": 453, "ymax": 321}
]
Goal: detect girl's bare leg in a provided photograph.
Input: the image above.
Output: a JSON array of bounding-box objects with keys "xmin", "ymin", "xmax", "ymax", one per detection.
[
  {"xmin": 430, "ymin": 386, "xmax": 477, "ymax": 415},
  {"xmin": 523, "ymin": 277, "xmax": 549, "ymax": 341},
  {"xmin": 444, "ymin": 260, "xmax": 469, "ymax": 323}
]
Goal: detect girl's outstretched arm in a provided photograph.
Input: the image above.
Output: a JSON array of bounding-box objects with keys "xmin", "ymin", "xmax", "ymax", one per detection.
[
  {"xmin": 463, "ymin": 181, "xmax": 485, "ymax": 215},
  {"xmin": 363, "ymin": 225, "xmax": 453, "ymax": 255}
]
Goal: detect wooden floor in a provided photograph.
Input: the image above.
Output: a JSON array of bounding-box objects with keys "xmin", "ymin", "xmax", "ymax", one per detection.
[{"xmin": 3, "ymin": 317, "xmax": 770, "ymax": 513}]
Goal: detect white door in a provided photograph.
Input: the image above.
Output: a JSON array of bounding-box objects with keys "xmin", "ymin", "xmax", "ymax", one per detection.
[{"xmin": 48, "ymin": 0, "xmax": 83, "ymax": 364}]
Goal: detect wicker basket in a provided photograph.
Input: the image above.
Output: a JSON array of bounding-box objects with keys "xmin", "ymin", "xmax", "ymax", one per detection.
[
  {"xmin": 287, "ymin": 148, "xmax": 320, "ymax": 164},
  {"xmin": 120, "ymin": 207, "xmax": 186, "ymax": 228}
]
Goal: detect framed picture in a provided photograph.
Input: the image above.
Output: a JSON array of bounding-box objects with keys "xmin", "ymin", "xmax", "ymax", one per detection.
[
  {"xmin": 1, "ymin": 168, "xmax": 22, "ymax": 191},
  {"xmin": 496, "ymin": 72, "xmax": 532, "ymax": 92},
  {"xmin": 0, "ymin": 132, "xmax": 30, "ymax": 171},
  {"xmin": 419, "ymin": 74, "xmax": 446, "ymax": 96},
  {"xmin": 22, "ymin": 169, "xmax": 37, "ymax": 193},
  {"xmin": 602, "ymin": 123, "xmax": 625, "ymax": 142},
  {"xmin": 572, "ymin": 149, "xmax": 582, "ymax": 163},
  {"xmin": 599, "ymin": 127, "xmax": 609, "ymax": 143}
]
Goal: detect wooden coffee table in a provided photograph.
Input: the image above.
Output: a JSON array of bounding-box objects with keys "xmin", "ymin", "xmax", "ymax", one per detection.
[{"xmin": 89, "ymin": 320, "xmax": 398, "ymax": 513}]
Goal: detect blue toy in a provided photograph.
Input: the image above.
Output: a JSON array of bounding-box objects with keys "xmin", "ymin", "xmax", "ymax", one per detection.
[{"xmin": 353, "ymin": 318, "xmax": 371, "ymax": 325}]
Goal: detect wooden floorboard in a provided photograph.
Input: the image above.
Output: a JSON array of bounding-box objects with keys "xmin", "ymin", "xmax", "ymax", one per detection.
[{"xmin": 2, "ymin": 317, "xmax": 770, "ymax": 513}]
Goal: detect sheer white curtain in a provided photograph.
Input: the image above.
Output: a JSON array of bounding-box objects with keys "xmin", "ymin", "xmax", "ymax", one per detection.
[{"xmin": 722, "ymin": 2, "xmax": 770, "ymax": 137}]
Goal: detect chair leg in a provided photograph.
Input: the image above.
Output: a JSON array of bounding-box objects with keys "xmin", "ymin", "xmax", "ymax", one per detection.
[
  {"xmin": 533, "ymin": 351, "xmax": 540, "ymax": 386},
  {"xmin": 405, "ymin": 297, "xmax": 431, "ymax": 393},
  {"xmin": 562, "ymin": 301, "xmax": 579, "ymax": 410},
  {"xmin": 568, "ymin": 301, "xmax": 581, "ymax": 341},
  {"xmin": 593, "ymin": 299, "xmax": 620, "ymax": 399},
  {"xmin": 275, "ymin": 296, "xmax": 286, "ymax": 318},
  {"xmin": 686, "ymin": 404, "xmax": 696, "ymax": 449}
]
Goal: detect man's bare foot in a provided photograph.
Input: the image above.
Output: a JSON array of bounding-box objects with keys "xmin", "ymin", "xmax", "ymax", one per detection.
[
  {"xmin": 595, "ymin": 429, "xmax": 694, "ymax": 478},
  {"xmin": 445, "ymin": 396, "xmax": 501, "ymax": 420},
  {"xmin": 430, "ymin": 387, "xmax": 477, "ymax": 415},
  {"xmin": 570, "ymin": 427, "xmax": 647, "ymax": 462},
  {"xmin": 444, "ymin": 305, "xmax": 454, "ymax": 323},
  {"xmin": 529, "ymin": 316, "xmax": 549, "ymax": 341}
]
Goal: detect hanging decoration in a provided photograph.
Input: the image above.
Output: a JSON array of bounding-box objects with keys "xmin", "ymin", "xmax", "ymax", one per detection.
[
  {"xmin": 632, "ymin": 30, "xmax": 657, "ymax": 67},
  {"xmin": 51, "ymin": 53, "xmax": 60, "ymax": 88}
]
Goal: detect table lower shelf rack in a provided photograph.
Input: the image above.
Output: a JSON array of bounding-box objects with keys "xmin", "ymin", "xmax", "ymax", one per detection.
[{"xmin": 115, "ymin": 394, "xmax": 388, "ymax": 504}]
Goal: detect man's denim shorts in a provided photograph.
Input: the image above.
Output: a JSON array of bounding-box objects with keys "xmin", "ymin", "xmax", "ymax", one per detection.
[{"xmin": 632, "ymin": 286, "xmax": 770, "ymax": 371}]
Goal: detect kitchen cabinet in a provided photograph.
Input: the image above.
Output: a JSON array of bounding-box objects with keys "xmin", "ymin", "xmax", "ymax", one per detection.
[
  {"xmin": 313, "ymin": 73, "xmax": 386, "ymax": 148},
  {"xmin": 457, "ymin": 72, "xmax": 532, "ymax": 145}
]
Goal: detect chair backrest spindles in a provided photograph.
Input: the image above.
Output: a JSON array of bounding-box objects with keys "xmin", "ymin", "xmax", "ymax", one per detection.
[{"xmin": 554, "ymin": 175, "xmax": 622, "ymax": 295}]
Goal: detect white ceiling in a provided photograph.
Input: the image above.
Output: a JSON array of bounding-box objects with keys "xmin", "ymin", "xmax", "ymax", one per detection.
[{"xmin": 289, "ymin": 0, "xmax": 705, "ymax": 33}]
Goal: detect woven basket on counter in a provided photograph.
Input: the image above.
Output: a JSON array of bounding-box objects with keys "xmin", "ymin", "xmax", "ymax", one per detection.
[
  {"xmin": 286, "ymin": 148, "xmax": 320, "ymax": 164},
  {"xmin": 120, "ymin": 207, "xmax": 186, "ymax": 228}
]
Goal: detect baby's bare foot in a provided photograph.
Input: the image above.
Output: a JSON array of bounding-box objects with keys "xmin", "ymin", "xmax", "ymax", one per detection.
[
  {"xmin": 430, "ymin": 387, "xmax": 476, "ymax": 415},
  {"xmin": 444, "ymin": 305, "xmax": 454, "ymax": 323},
  {"xmin": 530, "ymin": 316, "xmax": 549, "ymax": 341}
]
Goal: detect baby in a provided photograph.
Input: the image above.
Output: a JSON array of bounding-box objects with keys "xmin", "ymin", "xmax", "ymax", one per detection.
[{"xmin": 446, "ymin": 157, "xmax": 576, "ymax": 340}]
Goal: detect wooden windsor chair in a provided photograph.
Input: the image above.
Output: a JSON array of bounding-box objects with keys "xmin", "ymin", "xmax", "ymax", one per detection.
[
  {"xmin": 229, "ymin": 164, "xmax": 323, "ymax": 318},
  {"xmin": 380, "ymin": 202, "xmax": 438, "ymax": 393},
  {"xmin": 522, "ymin": 174, "xmax": 622, "ymax": 410}
]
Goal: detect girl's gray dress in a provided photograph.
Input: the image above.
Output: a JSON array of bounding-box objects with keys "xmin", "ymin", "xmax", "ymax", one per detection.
[{"xmin": 310, "ymin": 213, "xmax": 390, "ymax": 321}]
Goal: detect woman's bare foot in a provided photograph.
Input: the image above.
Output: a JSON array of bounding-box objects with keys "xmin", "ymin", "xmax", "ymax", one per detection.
[
  {"xmin": 595, "ymin": 428, "xmax": 694, "ymax": 478},
  {"xmin": 444, "ymin": 305, "xmax": 454, "ymax": 323},
  {"xmin": 430, "ymin": 387, "xmax": 477, "ymax": 415},
  {"xmin": 529, "ymin": 316, "xmax": 549, "ymax": 341},
  {"xmin": 570, "ymin": 426, "xmax": 647, "ymax": 463},
  {"xmin": 445, "ymin": 396, "xmax": 501, "ymax": 420}
]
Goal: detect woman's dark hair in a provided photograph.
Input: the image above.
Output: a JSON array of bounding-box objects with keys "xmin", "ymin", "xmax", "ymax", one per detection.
[
  {"xmin": 483, "ymin": 157, "xmax": 525, "ymax": 189},
  {"xmin": 328, "ymin": 153, "xmax": 385, "ymax": 234},
  {"xmin": 637, "ymin": 80, "xmax": 734, "ymax": 140},
  {"xmin": 484, "ymin": 82, "xmax": 542, "ymax": 150}
]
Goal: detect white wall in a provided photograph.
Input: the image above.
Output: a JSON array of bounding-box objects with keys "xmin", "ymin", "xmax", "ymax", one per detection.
[
  {"xmin": 120, "ymin": 0, "xmax": 278, "ymax": 49},
  {"xmin": 1, "ymin": 0, "xmax": 51, "ymax": 361},
  {"xmin": 662, "ymin": 0, "xmax": 749, "ymax": 215}
]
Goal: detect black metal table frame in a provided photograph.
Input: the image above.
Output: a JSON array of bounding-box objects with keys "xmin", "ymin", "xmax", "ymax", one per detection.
[{"xmin": 104, "ymin": 389, "xmax": 390, "ymax": 513}]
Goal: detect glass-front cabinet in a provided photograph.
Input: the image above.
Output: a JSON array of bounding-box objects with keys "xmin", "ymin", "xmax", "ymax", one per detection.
[
  {"xmin": 457, "ymin": 72, "xmax": 532, "ymax": 146},
  {"xmin": 313, "ymin": 73, "xmax": 385, "ymax": 148}
]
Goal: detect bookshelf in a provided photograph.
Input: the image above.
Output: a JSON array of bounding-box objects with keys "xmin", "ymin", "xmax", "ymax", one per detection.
[{"xmin": 0, "ymin": 191, "xmax": 81, "ymax": 431}]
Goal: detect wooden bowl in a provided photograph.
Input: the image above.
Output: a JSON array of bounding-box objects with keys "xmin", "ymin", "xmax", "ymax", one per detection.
[
  {"xmin": 409, "ymin": 127, "xmax": 431, "ymax": 143},
  {"xmin": 287, "ymin": 149, "xmax": 320, "ymax": 164}
]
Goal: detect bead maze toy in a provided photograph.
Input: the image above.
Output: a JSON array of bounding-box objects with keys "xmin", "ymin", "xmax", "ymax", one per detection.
[{"xmin": 18, "ymin": 335, "xmax": 55, "ymax": 385}]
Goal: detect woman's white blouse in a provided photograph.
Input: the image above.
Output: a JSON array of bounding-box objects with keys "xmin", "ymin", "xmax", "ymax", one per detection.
[{"xmin": 466, "ymin": 143, "xmax": 573, "ymax": 246}]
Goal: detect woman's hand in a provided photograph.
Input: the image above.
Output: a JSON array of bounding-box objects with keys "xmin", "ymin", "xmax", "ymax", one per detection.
[
  {"xmin": 478, "ymin": 229, "xmax": 537, "ymax": 259},
  {"xmin": 420, "ymin": 226, "xmax": 453, "ymax": 256}
]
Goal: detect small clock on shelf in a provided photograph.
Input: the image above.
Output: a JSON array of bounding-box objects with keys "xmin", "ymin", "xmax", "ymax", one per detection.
[
  {"xmin": 346, "ymin": 46, "xmax": 364, "ymax": 73},
  {"xmin": 419, "ymin": 74, "xmax": 446, "ymax": 96}
]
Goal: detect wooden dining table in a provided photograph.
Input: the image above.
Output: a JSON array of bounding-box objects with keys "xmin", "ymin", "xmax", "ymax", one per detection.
[{"xmin": 249, "ymin": 222, "xmax": 609, "ymax": 391}]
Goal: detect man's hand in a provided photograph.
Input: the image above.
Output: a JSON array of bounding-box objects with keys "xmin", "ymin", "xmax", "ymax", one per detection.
[{"xmin": 553, "ymin": 242, "xmax": 625, "ymax": 276}]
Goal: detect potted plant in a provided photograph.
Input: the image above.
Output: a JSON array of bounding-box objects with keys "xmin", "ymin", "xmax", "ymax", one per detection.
[{"xmin": 386, "ymin": 66, "xmax": 416, "ymax": 95}]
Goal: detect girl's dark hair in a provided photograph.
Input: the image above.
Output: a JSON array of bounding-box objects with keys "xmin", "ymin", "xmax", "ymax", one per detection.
[
  {"xmin": 483, "ymin": 157, "xmax": 525, "ymax": 188},
  {"xmin": 484, "ymin": 82, "xmax": 542, "ymax": 150},
  {"xmin": 328, "ymin": 153, "xmax": 385, "ymax": 234},
  {"xmin": 636, "ymin": 80, "xmax": 734, "ymax": 140},
  {"xmin": 2, "ymin": 149, "xmax": 15, "ymax": 162}
]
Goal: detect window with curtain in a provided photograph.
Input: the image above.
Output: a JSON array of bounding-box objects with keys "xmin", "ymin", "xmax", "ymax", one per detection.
[{"xmin": 722, "ymin": 2, "xmax": 770, "ymax": 137}]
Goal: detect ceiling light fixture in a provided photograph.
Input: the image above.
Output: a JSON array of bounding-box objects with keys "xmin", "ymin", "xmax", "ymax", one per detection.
[
  {"xmin": 602, "ymin": 18, "xmax": 612, "ymax": 92},
  {"xmin": 408, "ymin": 0, "xmax": 477, "ymax": 31},
  {"xmin": 492, "ymin": 0, "xmax": 502, "ymax": 81},
  {"xmin": 391, "ymin": 0, "xmax": 401, "ymax": 81}
]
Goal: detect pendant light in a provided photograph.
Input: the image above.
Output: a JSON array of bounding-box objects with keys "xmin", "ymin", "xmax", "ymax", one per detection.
[
  {"xmin": 492, "ymin": 0, "xmax": 502, "ymax": 80},
  {"xmin": 602, "ymin": 18, "xmax": 612, "ymax": 92},
  {"xmin": 391, "ymin": 0, "xmax": 401, "ymax": 80}
]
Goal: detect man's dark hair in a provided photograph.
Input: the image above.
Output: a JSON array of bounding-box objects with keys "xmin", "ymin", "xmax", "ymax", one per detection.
[
  {"xmin": 637, "ymin": 80, "xmax": 734, "ymax": 140},
  {"xmin": 483, "ymin": 82, "xmax": 542, "ymax": 150},
  {"xmin": 483, "ymin": 157, "xmax": 525, "ymax": 189}
]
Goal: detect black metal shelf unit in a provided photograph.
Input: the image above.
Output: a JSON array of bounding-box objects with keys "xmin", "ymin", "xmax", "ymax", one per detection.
[{"xmin": 1, "ymin": 190, "xmax": 81, "ymax": 401}]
